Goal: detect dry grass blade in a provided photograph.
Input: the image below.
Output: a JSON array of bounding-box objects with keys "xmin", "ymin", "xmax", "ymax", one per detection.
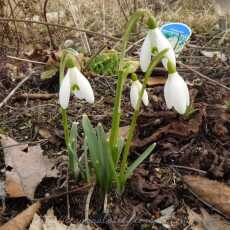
[{"xmin": 65, "ymin": 0, "xmax": 91, "ymax": 54}]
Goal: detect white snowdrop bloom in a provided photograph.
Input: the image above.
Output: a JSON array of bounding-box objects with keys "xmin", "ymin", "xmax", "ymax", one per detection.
[
  {"xmin": 140, "ymin": 28, "xmax": 176, "ymax": 72},
  {"xmin": 130, "ymin": 80, "xmax": 149, "ymax": 110},
  {"xmin": 164, "ymin": 72, "xmax": 190, "ymax": 114},
  {"xmin": 59, "ymin": 67, "xmax": 94, "ymax": 109}
]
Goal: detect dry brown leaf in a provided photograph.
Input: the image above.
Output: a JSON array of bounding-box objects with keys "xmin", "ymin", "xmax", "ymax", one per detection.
[
  {"xmin": 132, "ymin": 108, "xmax": 204, "ymax": 148},
  {"xmin": 187, "ymin": 207, "xmax": 230, "ymax": 230},
  {"xmin": 147, "ymin": 76, "xmax": 166, "ymax": 86},
  {"xmin": 29, "ymin": 214, "xmax": 43, "ymax": 230},
  {"xmin": 29, "ymin": 209, "xmax": 94, "ymax": 230},
  {"xmin": 183, "ymin": 175, "xmax": 230, "ymax": 217},
  {"xmin": 0, "ymin": 135, "xmax": 58, "ymax": 199},
  {"xmin": 0, "ymin": 201, "xmax": 41, "ymax": 230}
]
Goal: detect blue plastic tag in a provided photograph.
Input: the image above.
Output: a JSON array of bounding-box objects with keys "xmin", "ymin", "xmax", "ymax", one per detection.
[{"xmin": 160, "ymin": 23, "xmax": 192, "ymax": 56}]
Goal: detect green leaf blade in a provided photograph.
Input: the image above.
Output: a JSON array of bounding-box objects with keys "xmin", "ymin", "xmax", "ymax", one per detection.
[{"xmin": 125, "ymin": 143, "xmax": 156, "ymax": 179}]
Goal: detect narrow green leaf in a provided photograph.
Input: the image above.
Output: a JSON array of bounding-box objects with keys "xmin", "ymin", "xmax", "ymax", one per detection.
[
  {"xmin": 116, "ymin": 137, "xmax": 125, "ymax": 165},
  {"xmin": 96, "ymin": 124, "xmax": 108, "ymax": 190},
  {"xmin": 125, "ymin": 143, "xmax": 156, "ymax": 179},
  {"xmin": 82, "ymin": 115, "xmax": 103, "ymax": 184},
  {"xmin": 96, "ymin": 124, "xmax": 111, "ymax": 191},
  {"xmin": 83, "ymin": 138, "xmax": 91, "ymax": 182},
  {"xmin": 69, "ymin": 122, "xmax": 78, "ymax": 153}
]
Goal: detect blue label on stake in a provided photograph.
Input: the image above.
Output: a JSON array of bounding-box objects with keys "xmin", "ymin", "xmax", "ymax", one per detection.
[{"xmin": 160, "ymin": 23, "xmax": 192, "ymax": 56}]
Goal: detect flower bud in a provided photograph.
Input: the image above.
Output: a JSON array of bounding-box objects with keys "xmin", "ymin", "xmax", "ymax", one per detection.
[
  {"xmin": 147, "ymin": 16, "xmax": 157, "ymax": 29},
  {"xmin": 131, "ymin": 73, "xmax": 138, "ymax": 81},
  {"xmin": 65, "ymin": 54, "xmax": 76, "ymax": 69},
  {"xmin": 167, "ymin": 60, "xmax": 176, "ymax": 74}
]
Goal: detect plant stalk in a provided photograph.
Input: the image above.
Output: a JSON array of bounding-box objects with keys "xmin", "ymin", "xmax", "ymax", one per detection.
[
  {"xmin": 61, "ymin": 108, "xmax": 76, "ymax": 176},
  {"xmin": 118, "ymin": 49, "xmax": 169, "ymax": 192},
  {"xmin": 109, "ymin": 9, "xmax": 147, "ymax": 158}
]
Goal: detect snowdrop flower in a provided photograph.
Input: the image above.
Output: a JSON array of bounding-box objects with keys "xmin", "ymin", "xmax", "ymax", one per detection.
[
  {"xmin": 130, "ymin": 79, "xmax": 149, "ymax": 110},
  {"xmin": 164, "ymin": 62, "xmax": 189, "ymax": 114},
  {"xmin": 59, "ymin": 67, "xmax": 94, "ymax": 109},
  {"xmin": 140, "ymin": 27, "xmax": 176, "ymax": 72}
]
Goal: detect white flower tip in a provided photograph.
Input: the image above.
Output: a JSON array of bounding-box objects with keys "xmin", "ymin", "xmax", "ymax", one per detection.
[
  {"xmin": 142, "ymin": 90, "xmax": 149, "ymax": 106},
  {"xmin": 164, "ymin": 72, "xmax": 190, "ymax": 115},
  {"xmin": 140, "ymin": 32, "xmax": 152, "ymax": 72},
  {"xmin": 72, "ymin": 69, "xmax": 95, "ymax": 104},
  {"xmin": 59, "ymin": 74, "xmax": 71, "ymax": 109},
  {"xmin": 130, "ymin": 80, "xmax": 149, "ymax": 110}
]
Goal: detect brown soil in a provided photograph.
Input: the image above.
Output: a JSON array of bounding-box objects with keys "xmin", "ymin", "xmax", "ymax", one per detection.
[{"xmin": 0, "ymin": 29, "xmax": 230, "ymax": 229}]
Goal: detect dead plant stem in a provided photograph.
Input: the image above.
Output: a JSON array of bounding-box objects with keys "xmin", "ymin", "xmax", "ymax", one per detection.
[
  {"xmin": 7, "ymin": 0, "xmax": 20, "ymax": 54},
  {"xmin": 43, "ymin": 0, "xmax": 56, "ymax": 49},
  {"xmin": 0, "ymin": 71, "xmax": 35, "ymax": 109},
  {"xmin": 0, "ymin": 17, "xmax": 120, "ymax": 41},
  {"xmin": 179, "ymin": 61, "xmax": 230, "ymax": 91}
]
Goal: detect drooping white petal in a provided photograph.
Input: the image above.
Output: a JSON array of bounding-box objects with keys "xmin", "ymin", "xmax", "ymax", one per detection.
[
  {"xmin": 142, "ymin": 89, "xmax": 149, "ymax": 106},
  {"xmin": 130, "ymin": 81, "xmax": 139, "ymax": 110},
  {"xmin": 68, "ymin": 67, "xmax": 79, "ymax": 87},
  {"xmin": 164, "ymin": 75, "xmax": 174, "ymax": 109},
  {"xmin": 164, "ymin": 72, "xmax": 190, "ymax": 114},
  {"xmin": 74, "ymin": 68, "xmax": 95, "ymax": 103},
  {"xmin": 130, "ymin": 80, "xmax": 149, "ymax": 110},
  {"xmin": 59, "ymin": 73, "xmax": 71, "ymax": 109},
  {"xmin": 140, "ymin": 32, "xmax": 152, "ymax": 72},
  {"xmin": 150, "ymin": 28, "xmax": 176, "ymax": 70},
  {"xmin": 184, "ymin": 80, "xmax": 190, "ymax": 107}
]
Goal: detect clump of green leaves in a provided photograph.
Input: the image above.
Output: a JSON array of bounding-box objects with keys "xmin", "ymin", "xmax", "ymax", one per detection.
[
  {"xmin": 89, "ymin": 50, "xmax": 120, "ymax": 75},
  {"xmin": 82, "ymin": 114, "xmax": 156, "ymax": 194},
  {"xmin": 83, "ymin": 10, "xmax": 167, "ymax": 194}
]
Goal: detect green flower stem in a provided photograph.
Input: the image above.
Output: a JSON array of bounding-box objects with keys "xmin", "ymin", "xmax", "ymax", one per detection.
[
  {"xmin": 109, "ymin": 9, "xmax": 155, "ymax": 158},
  {"xmin": 118, "ymin": 49, "xmax": 169, "ymax": 192},
  {"xmin": 61, "ymin": 108, "xmax": 76, "ymax": 176},
  {"xmin": 59, "ymin": 54, "xmax": 66, "ymax": 84},
  {"xmin": 59, "ymin": 52, "xmax": 77, "ymax": 177},
  {"xmin": 110, "ymin": 69, "xmax": 129, "ymax": 162},
  {"xmin": 61, "ymin": 108, "xmax": 70, "ymax": 145}
]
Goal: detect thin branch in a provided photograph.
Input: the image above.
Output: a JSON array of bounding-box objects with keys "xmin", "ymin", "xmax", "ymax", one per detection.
[
  {"xmin": 43, "ymin": 0, "xmax": 56, "ymax": 49},
  {"xmin": 7, "ymin": 0, "xmax": 20, "ymax": 54},
  {"xmin": 116, "ymin": 0, "xmax": 128, "ymax": 22},
  {"xmin": 0, "ymin": 17, "xmax": 120, "ymax": 41},
  {"xmin": 65, "ymin": 0, "xmax": 91, "ymax": 54},
  {"xmin": 0, "ymin": 71, "xmax": 34, "ymax": 109},
  {"xmin": 15, "ymin": 93, "xmax": 57, "ymax": 100},
  {"xmin": 169, "ymin": 165, "xmax": 207, "ymax": 174},
  {"xmin": 36, "ymin": 183, "xmax": 92, "ymax": 202},
  {"xmin": 6, "ymin": 55, "xmax": 47, "ymax": 65},
  {"xmin": 178, "ymin": 61, "xmax": 230, "ymax": 91}
]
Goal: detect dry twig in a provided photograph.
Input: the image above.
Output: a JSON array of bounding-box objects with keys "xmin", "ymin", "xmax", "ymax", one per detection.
[
  {"xmin": 179, "ymin": 61, "xmax": 230, "ymax": 91},
  {"xmin": 0, "ymin": 71, "xmax": 35, "ymax": 109},
  {"xmin": 43, "ymin": 0, "xmax": 56, "ymax": 49},
  {"xmin": 0, "ymin": 17, "xmax": 120, "ymax": 41},
  {"xmin": 6, "ymin": 0, "xmax": 20, "ymax": 54}
]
